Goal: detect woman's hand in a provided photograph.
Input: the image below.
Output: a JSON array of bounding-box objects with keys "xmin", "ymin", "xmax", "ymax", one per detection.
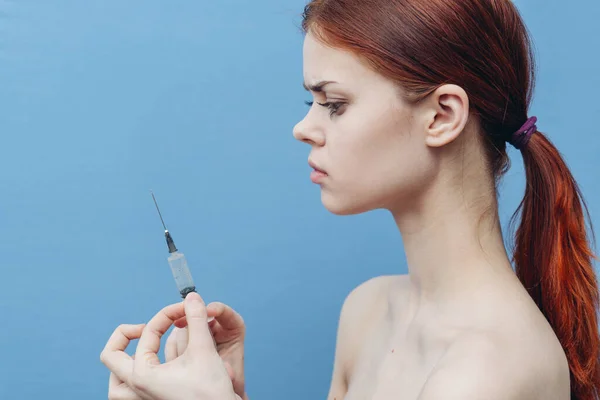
[
  {"xmin": 100, "ymin": 292, "xmax": 241, "ymax": 400},
  {"xmin": 166, "ymin": 301, "xmax": 247, "ymax": 399}
]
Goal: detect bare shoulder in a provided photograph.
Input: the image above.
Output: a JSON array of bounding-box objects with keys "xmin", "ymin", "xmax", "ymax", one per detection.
[
  {"xmin": 417, "ymin": 331, "xmax": 570, "ymax": 400},
  {"xmin": 341, "ymin": 274, "xmax": 405, "ymax": 320},
  {"xmin": 326, "ymin": 274, "xmax": 407, "ymax": 400},
  {"xmin": 337, "ymin": 274, "xmax": 403, "ymax": 359},
  {"xmin": 339, "ymin": 274, "xmax": 412, "ymax": 335}
]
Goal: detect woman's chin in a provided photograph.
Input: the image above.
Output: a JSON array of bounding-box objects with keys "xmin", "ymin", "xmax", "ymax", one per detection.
[{"xmin": 321, "ymin": 190, "xmax": 371, "ymax": 216}]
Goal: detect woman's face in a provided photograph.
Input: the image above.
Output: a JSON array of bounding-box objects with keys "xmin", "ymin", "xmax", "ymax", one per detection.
[{"xmin": 293, "ymin": 31, "xmax": 438, "ymax": 215}]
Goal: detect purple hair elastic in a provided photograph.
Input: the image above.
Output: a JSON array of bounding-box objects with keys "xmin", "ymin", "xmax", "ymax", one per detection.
[{"xmin": 509, "ymin": 116, "xmax": 537, "ymax": 150}]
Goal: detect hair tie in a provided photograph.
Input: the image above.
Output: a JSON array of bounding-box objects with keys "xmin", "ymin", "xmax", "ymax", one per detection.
[{"xmin": 509, "ymin": 116, "xmax": 537, "ymax": 150}]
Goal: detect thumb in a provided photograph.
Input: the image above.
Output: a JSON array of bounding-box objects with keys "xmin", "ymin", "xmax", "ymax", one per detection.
[{"xmin": 183, "ymin": 292, "xmax": 215, "ymax": 351}]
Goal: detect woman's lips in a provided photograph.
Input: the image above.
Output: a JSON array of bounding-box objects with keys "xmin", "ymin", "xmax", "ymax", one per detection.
[
  {"xmin": 308, "ymin": 160, "xmax": 328, "ymax": 183},
  {"xmin": 310, "ymin": 168, "xmax": 328, "ymax": 183}
]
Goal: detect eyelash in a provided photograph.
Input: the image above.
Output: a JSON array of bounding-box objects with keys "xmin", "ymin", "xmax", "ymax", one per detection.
[{"xmin": 304, "ymin": 100, "xmax": 345, "ymax": 117}]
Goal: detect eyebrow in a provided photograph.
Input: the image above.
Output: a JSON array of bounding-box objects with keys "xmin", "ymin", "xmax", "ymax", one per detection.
[{"xmin": 303, "ymin": 80, "xmax": 338, "ymax": 92}]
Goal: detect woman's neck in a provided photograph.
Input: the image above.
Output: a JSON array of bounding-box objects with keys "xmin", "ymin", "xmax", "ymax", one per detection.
[{"xmin": 391, "ymin": 173, "xmax": 515, "ymax": 310}]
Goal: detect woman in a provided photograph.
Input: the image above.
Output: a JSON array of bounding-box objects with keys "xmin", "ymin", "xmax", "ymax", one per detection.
[{"xmin": 100, "ymin": 0, "xmax": 600, "ymax": 399}]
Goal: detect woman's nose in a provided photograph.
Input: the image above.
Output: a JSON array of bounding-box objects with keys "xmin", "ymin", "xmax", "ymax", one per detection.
[{"xmin": 293, "ymin": 117, "xmax": 325, "ymax": 146}]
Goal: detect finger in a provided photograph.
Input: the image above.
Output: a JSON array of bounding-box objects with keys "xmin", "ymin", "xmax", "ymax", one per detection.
[
  {"xmin": 109, "ymin": 373, "xmax": 142, "ymax": 400},
  {"xmin": 174, "ymin": 315, "xmax": 214, "ymax": 329},
  {"xmin": 183, "ymin": 292, "xmax": 215, "ymax": 351},
  {"xmin": 164, "ymin": 328, "xmax": 179, "ymax": 362},
  {"xmin": 103, "ymin": 352, "xmax": 134, "ymax": 384},
  {"xmin": 176, "ymin": 326, "xmax": 189, "ymax": 356},
  {"xmin": 101, "ymin": 324, "xmax": 144, "ymax": 381},
  {"xmin": 206, "ymin": 302, "xmax": 245, "ymax": 331},
  {"xmin": 109, "ymin": 371, "xmax": 123, "ymax": 386},
  {"xmin": 174, "ymin": 316, "xmax": 187, "ymax": 329},
  {"xmin": 102, "ymin": 324, "xmax": 145, "ymax": 355},
  {"xmin": 135, "ymin": 302, "xmax": 185, "ymax": 365},
  {"xmin": 208, "ymin": 318, "xmax": 222, "ymax": 335}
]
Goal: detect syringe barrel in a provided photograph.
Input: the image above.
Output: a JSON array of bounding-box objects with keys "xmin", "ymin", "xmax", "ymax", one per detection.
[{"xmin": 167, "ymin": 251, "xmax": 196, "ymax": 298}]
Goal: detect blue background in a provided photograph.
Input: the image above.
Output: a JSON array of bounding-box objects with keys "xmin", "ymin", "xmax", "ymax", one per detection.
[{"xmin": 0, "ymin": 0, "xmax": 598, "ymax": 398}]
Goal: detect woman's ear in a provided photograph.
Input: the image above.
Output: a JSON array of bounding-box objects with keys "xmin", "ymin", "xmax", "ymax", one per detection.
[{"xmin": 422, "ymin": 84, "xmax": 470, "ymax": 148}]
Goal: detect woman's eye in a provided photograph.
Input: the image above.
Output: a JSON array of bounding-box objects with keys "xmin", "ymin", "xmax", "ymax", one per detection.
[{"xmin": 304, "ymin": 100, "xmax": 345, "ymax": 117}]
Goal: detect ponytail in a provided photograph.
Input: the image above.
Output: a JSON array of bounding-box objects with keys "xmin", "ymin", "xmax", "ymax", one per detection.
[{"xmin": 511, "ymin": 131, "xmax": 599, "ymax": 400}]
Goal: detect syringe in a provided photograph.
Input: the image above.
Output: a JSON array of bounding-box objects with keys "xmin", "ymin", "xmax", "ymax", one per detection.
[{"xmin": 151, "ymin": 191, "xmax": 197, "ymax": 299}]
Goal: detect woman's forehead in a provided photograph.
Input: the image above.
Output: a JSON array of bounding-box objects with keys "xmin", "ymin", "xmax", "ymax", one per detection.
[{"xmin": 302, "ymin": 34, "xmax": 383, "ymax": 92}]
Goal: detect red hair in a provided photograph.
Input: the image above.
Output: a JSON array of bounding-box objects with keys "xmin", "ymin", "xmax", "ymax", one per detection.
[{"xmin": 301, "ymin": 0, "xmax": 599, "ymax": 398}]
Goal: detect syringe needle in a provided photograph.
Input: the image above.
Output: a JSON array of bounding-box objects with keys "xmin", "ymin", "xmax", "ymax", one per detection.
[
  {"xmin": 151, "ymin": 190, "xmax": 178, "ymax": 253},
  {"xmin": 150, "ymin": 190, "xmax": 168, "ymax": 231}
]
